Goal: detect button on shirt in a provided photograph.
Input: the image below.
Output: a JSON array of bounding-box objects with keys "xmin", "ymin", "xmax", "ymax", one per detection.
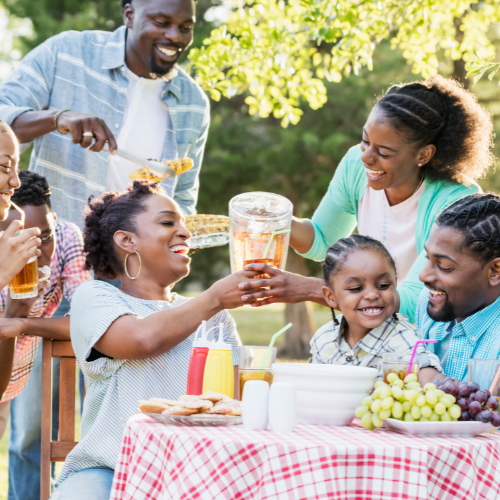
[
  {"xmin": 310, "ymin": 313, "xmax": 442, "ymax": 381},
  {"xmin": 0, "ymin": 26, "xmax": 210, "ymax": 227},
  {"xmin": 106, "ymin": 69, "xmax": 177, "ymax": 192},
  {"xmin": 416, "ymin": 288, "xmax": 500, "ymax": 382}
]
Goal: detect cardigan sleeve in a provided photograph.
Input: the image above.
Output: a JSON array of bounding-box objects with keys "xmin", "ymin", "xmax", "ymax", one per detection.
[
  {"xmin": 397, "ymin": 248, "xmax": 427, "ymax": 323},
  {"xmin": 298, "ymin": 147, "xmax": 362, "ymax": 261}
]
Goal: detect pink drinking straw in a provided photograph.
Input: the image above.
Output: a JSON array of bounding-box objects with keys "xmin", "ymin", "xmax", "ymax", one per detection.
[{"xmin": 406, "ymin": 339, "xmax": 438, "ymax": 376}]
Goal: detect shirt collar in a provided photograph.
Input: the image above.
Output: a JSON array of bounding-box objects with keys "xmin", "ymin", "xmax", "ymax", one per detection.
[
  {"xmin": 101, "ymin": 26, "xmax": 182, "ymax": 101},
  {"xmin": 455, "ymin": 294, "xmax": 500, "ymax": 343},
  {"xmin": 335, "ymin": 315, "xmax": 397, "ymax": 355},
  {"xmin": 101, "ymin": 26, "xmax": 127, "ymax": 70}
]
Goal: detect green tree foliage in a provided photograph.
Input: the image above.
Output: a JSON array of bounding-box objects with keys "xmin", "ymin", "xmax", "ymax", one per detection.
[{"xmin": 188, "ymin": 0, "xmax": 500, "ymax": 126}]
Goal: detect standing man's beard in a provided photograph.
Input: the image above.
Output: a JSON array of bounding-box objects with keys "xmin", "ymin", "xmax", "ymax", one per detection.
[
  {"xmin": 427, "ymin": 297, "xmax": 457, "ymax": 322},
  {"xmin": 149, "ymin": 59, "xmax": 179, "ymax": 82}
]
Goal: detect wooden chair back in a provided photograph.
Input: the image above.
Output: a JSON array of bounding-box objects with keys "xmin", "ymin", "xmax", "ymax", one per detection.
[{"xmin": 40, "ymin": 338, "xmax": 79, "ymax": 500}]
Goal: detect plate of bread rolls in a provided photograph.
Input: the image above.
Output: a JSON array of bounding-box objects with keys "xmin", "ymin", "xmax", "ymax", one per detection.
[{"xmin": 138, "ymin": 391, "xmax": 242, "ymax": 427}]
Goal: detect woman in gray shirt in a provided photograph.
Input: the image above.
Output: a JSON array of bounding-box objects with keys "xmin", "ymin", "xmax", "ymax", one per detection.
[{"xmin": 53, "ymin": 181, "xmax": 253, "ymax": 500}]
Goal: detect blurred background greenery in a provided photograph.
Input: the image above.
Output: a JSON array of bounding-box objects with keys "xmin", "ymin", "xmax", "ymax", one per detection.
[{"xmin": 0, "ymin": 0, "xmax": 499, "ymax": 495}]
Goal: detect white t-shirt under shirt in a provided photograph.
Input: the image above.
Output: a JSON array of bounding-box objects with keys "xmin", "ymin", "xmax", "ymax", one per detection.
[
  {"xmin": 56, "ymin": 280, "xmax": 240, "ymax": 487},
  {"xmin": 106, "ymin": 69, "xmax": 177, "ymax": 192},
  {"xmin": 358, "ymin": 181, "xmax": 425, "ymax": 287}
]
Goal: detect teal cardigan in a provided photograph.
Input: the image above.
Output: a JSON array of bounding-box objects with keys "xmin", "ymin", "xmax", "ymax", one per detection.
[{"xmin": 300, "ymin": 145, "xmax": 481, "ymax": 322}]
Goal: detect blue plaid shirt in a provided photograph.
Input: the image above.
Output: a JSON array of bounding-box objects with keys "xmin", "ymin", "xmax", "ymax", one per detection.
[
  {"xmin": 0, "ymin": 26, "xmax": 209, "ymax": 228},
  {"xmin": 416, "ymin": 288, "xmax": 500, "ymax": 382}
]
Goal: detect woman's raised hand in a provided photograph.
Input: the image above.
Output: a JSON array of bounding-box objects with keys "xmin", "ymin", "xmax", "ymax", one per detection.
[
  {"xmin": 0, "ymin": 220, "xmax": 41, "ymax": 290},
  {"xmin": 237, "ymin": 263, "xmax": 326, "ymax": 307},
  {"xmin": 208, "ymin": 270, "xmax": 263, "ymax": 310}
]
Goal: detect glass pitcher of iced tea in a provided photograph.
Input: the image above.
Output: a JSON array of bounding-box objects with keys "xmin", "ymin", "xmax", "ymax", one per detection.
[{"xmin": 229, "ymin": 192, "xmax": 293, "ymax": 274}]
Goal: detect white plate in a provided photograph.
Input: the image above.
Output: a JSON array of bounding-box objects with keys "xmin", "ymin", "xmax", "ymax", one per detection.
[
  {"xmin": 144, "ymin": 412, "xmax": 242, "ymax": 427},
  {"xmin": 383, "ymin": 418, "xmax": 498, "ymax": 437}
]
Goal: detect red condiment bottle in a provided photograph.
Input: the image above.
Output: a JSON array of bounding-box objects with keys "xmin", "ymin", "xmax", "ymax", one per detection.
[{"xmin": 186, "ymin": 321, "xmax": 210, "ymax": 396}]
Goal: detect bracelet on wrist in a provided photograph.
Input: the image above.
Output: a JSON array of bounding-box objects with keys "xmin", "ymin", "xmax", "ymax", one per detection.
[{"xmin": 53, "ymin": 109, "xmax": 71, "ymax": 133}]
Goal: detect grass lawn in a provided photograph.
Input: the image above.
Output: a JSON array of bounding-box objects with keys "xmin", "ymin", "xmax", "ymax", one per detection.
[{"xmin": 0, "ymin": 302, "xmax": 330, "ymax": 497}]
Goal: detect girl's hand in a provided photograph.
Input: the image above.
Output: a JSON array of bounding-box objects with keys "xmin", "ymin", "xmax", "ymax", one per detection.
[
  {"xmin": 237, "ymin": 264, "xmax": 323, "ymax": 307},
  {"xmin": 0, "ymin": 220, "xmax": 41, "ymax": 289},
  {"xmin": 208, "ymin": 270, "xmax": 260, "ymax": 310}
]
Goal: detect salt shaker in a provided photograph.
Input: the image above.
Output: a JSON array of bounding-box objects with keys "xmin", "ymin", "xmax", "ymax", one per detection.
[
  {"xmin": 268, "ymin": 382, "xmax": 296, "ymax": 433},
  {"xmin": 242, "ymin": 380, "xmax": 269, "ymax": 430}
]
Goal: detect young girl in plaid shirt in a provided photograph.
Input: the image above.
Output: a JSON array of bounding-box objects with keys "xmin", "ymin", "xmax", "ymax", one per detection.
[{"xmin": 310, "ymin": 234, "xmax": 442, "ymax": 381}]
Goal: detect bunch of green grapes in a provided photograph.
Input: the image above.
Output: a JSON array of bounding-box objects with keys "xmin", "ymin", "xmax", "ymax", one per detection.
[{"xmin": 355, "ymin": 373, "xmax": 462, "ymax": 430}]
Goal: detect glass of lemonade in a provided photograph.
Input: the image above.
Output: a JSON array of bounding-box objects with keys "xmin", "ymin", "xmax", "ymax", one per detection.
[
  {"xmin": 382, "ymin": 353, "xmax": 420, "ymax": 383},
  {"xmin": 469, "ymin": 359, "xmax": 500, "ymax": 400},
  {"xmin": 239, "ymin": 346, "xmax": 277, "ymax": 401}
]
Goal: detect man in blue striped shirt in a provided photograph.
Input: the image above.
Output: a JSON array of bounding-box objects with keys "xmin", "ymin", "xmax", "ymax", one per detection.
[
  {"xmin": 0, "ymin": 0, "xmax": 208, "ymax": 229},
  {"xmin": 416, "ymin": 194, "xmax": 500, "ymax": 384}
]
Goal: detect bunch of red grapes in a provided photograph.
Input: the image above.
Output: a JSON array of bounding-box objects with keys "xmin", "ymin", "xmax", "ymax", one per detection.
[{"xmin": 435, "ymin": 378, "xmax": 500, "ymax": 426}]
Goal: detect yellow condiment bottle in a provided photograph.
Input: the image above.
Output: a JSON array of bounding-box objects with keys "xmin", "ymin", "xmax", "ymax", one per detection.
[{"xmin": 202, "ymin": 324, "xmax": 234, "ymax": 398}]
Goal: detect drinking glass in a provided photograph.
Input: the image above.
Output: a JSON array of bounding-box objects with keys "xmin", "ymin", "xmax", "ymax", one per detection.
[
  {"xmin": 9, "ymin": 256, "xmax": 38, "ymax": 299},
  {"xmin": 382, "ymin": 353, "xmax": 420, "ymax": 383},
  {"xmin": 468, "ymin": 359, "xmax": 500, "ymax": 399},
  {"xmin": 238, "ymin": 346, "xmax": 277, "ymax": 401}
]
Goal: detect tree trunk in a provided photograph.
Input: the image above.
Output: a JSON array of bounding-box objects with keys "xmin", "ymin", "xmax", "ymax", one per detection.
[
  {"xmin": 453, "ymin": 16, "xmax": 469, "ymax": 90},
  {"xmin": 278, "ymin": 248, "xmax": 316, "ymax": 360}
]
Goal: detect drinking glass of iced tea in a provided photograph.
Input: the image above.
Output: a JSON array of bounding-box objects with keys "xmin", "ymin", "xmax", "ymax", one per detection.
[
  {"xmin": 382, "ymin": 353, "xmax": 420, "ymax": 383},
  {"xmin": 239, "ymin": 346, "xmax": 277, "ymax": 401}
]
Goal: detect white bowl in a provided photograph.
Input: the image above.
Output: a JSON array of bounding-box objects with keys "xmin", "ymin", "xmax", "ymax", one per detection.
[{"xmin": 272, "ymin": 363, "xmax": 377, "ymax": 426}]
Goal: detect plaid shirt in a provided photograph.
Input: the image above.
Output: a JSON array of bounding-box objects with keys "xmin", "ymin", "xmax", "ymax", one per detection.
[
  {"xmin": 416, "ymin": 288, "xmax": 500, "ymax": 382},
  {"xmin": 0, "ymin": 26, "xmax": 209, "ymax": 228},
  {"xmin": 310, "ymin": 313, "xmax": 442, "ymax": 380},
  {"xmin": 0, "ymin": 220, "xmax": 90, "ymax": 402}
]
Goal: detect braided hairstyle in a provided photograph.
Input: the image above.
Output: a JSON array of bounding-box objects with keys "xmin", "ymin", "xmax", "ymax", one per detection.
[
  {"xmin": 322, "ymin": 234, "xmax": 398, "ymax": 326},
  {"xmin": 436, "ymin": 193, "xmax": 500, "ymax": 264},
  {"xmin": 376, "ymin": 75, "xmax": 495, "ymax": 185},
  {"xmin": 83, "ymin": 180, "xmax": 167, "ymax": 279},
  {"xmin": 11, "ymin": 170, "xmax": 51, "ymax": 208}
]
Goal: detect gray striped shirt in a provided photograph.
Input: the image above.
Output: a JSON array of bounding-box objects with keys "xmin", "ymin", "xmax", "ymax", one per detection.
[
  {"xmin": 59, "ymin": 280, "xmax": 240, "ymax": 487},
  {"xmin": 0, "ymin": 26, "xmax": 210, "ymax": 228}
]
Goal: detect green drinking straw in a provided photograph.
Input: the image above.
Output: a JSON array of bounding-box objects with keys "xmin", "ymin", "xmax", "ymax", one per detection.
[
  {"xmin": 259, "ymin": 322, "xmax": 293, "ymax": 378},
  {"xmin": 262, "ymin": 229, "xmax": 291, "ymax": 260}
]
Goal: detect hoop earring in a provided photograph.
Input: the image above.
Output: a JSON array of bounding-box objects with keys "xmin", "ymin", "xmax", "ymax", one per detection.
[{"xmin": 124, "ymin": 251, "xmax": 141, "ymax": 280}]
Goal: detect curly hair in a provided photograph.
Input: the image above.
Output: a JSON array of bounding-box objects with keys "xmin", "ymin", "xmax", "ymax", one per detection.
[
  {"xmin": 376, "ymin": 75, "xmax": 495, "ymax": 185},
  {"xmin": 11, "ymin": 170, "xmax": 51, "ymax": 208},
  {"xmin": 83, "ymin": 180, "xmax": 167, "ymax": 279},
  {"xmin": 322, "ymin": 234, "xmax": 397, "ymax": 325},
  {"xmin": 436, "ymin": 193, "xmax": 500, "ymax": 264}
]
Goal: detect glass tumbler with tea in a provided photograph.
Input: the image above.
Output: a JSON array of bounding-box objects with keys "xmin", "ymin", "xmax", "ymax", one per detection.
[
  {"xmin": 229, "ymin": 192, "xmax": 293, "ymax": 274},
  {"xmin": 238, "ymin": 345, "xmax": 277, "ymax": 401},
  {"xmin": 382, "ymin": 353, "xmax": 420, "ymax": 383}
]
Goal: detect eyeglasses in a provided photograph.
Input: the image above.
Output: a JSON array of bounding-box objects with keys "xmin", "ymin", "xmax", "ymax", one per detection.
[{"xmin": 40, "ymin": 231, "xmax": 54, "ymax": 245}]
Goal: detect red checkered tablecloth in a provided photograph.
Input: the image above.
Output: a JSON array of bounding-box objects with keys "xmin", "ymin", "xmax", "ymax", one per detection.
[{"xmin": 110, "ymin": 414, "xmax": 500, "ymax": 500}]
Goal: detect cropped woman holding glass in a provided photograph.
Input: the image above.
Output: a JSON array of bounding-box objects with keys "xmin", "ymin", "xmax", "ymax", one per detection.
[
  {"xmin": 52, "ymin": 181, "xmax": 256, "ymax": 500},
  {"xmin": 239, "ymin": 76, "xmax": 495, "ymax": 322},
  {"xmin": 0, "ymin": 120, "xmax": 42, "ymax": 398}
]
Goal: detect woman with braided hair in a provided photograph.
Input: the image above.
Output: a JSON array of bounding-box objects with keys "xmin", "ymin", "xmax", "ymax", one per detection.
[
  {"xmin": 239, "ymin": 76, "xmax": 495, "ymax": 322},
  {"xmin": 416, "ymin": 193, "xmax": 500, "ymax": 384}
]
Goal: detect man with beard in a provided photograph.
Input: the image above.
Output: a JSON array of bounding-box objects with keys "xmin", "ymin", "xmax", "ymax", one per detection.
[
  {"xmin": 416, "ymin": 194, "xmax": 500, "ymax": 384},
  {"xmin": 0, "ymin": 2, "xmax": 207, "ymax": 499},
  {"xmin": 0, "ymin": 0, "xmax": 207, "ymax": 228}
]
